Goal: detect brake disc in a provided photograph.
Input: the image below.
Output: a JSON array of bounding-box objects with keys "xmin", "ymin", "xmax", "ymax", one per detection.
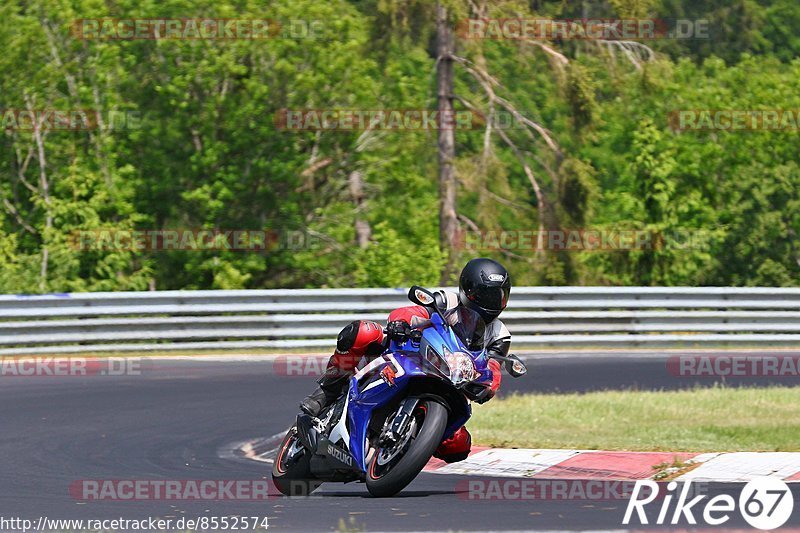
[{"xmin": 376, "ymin": 417, "xmax": 417, "ymax": 466}]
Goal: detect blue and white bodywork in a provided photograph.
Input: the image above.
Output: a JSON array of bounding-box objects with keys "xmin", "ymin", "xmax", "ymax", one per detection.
[{"xmin": 272, "ymin": 286, "xmax": 527, "ymax": 497}]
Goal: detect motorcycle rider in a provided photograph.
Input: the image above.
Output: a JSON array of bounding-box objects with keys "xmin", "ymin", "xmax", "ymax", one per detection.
[{"xmin": 299, "ymin": 257, "xmax": 512, "ymax": 463}]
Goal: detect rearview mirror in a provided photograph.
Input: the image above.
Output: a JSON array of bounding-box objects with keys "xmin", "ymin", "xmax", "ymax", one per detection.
[
  {"xmin": 504, "ymin": 354, "xmax": 527, "ymax": 378},
  {"xmin": 408, "ymin": 286, "xmax": 436, "ymax": 306}
]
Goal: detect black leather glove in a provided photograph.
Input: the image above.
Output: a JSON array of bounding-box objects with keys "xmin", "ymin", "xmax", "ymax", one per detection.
[
  {"xmin": 385, "ymin": 320, "xmax": 412, "ymax": 343},
  {"xmin": 473, "ymin": 387, "xmax": 495, "ymax": 404}
]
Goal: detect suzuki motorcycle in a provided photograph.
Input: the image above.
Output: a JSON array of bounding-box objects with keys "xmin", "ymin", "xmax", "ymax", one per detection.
[{"xmin": 272, "ymin": 286, "xmax": 528, "ymax": 497}]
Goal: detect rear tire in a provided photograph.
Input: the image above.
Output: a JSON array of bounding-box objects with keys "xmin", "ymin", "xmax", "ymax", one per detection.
[
  {"xmin": 271, "ymin": 427, "xmax": 321, "ymax": 496},
  {"xmin": 365, "ymin": 400, "xmax": 448, "ymax": 497}
]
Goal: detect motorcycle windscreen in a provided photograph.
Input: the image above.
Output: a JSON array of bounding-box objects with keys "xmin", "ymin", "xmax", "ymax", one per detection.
[{"xmin": 443, "ymin": 306, "xmax": 486, "ymax": 352}]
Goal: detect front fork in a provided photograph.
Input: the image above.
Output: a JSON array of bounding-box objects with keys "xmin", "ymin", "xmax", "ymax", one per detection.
[{"xmin": 378, "ymin": 397, "xmax": 420, "ymax": 447}]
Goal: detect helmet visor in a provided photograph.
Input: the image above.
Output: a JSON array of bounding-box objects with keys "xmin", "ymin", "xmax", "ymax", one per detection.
[{"xmin": 467, "ymin": 284, "xmax": 510, "ymax": 312}]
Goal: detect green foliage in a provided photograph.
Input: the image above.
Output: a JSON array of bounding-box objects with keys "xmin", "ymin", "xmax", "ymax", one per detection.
[
  {"xmin": 558, "ymin": 158, "xmax": 598, "ymax": 226},
  {"xmin": 565, "ymin": 64, "xmax": 598, "ymax": 131},
  {"xmin": 354, "ymin": 218, "xmax": 445, "ymax": 287},
  {"xmin": 0, "ymin": 0, "xmax": 798, "ymax": 292}
]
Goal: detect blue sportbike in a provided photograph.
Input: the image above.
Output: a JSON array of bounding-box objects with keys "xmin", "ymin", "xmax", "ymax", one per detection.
[{"xmin": 272, "ymin": 286, "xmax": 527, "ymax": 497}]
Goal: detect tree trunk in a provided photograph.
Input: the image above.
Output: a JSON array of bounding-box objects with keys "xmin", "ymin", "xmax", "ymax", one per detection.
[
  {"xmin": 436, "ymin": 2, "xmax": 459, "ymax": 283},
  {"xmin": 27, "ymin": 96, "xmax": 51, "ymax": 292},
  {"xmin": 348, "ymin": 170, "xmax": 371, "ymax": 248}
]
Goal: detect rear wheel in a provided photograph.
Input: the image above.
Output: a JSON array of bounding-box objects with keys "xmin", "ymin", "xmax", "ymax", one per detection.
[
  {"xmin": 365, "ymin": 399, "xmax": 448, "ymax": 497},
  {"xmin": 271, "ymin": 427, "xmax": 321, "ymax": 496}
]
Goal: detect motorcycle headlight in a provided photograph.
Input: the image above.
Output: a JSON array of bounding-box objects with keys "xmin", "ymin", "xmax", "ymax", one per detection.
[{"xmin": 443, "ymin": 347, "xmax": 478, "ymax": 386}]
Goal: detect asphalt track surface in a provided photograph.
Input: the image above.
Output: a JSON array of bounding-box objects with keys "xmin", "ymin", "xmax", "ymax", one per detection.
[{"xmin": 2, "ymin": 353, "xmax": 800, "ymax": 532}]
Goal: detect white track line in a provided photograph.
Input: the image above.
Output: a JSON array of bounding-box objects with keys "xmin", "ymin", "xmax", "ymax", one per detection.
[{"xmin": 217, "ymin": 431, "xmax": 287, "ymax": 464}]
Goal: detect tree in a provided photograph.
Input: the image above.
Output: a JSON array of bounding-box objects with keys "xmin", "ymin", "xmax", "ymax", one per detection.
[{"xmin": 436, "ymin": 2, "xmax": 459, "ymax": 282}]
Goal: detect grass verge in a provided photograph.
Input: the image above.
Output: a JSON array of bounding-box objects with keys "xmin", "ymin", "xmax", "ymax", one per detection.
[{"xmin": 469, "ymin": 385, "xmax": 800, "ymax": 452}]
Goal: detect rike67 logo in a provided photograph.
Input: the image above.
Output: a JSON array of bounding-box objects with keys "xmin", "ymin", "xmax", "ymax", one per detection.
[{"xmin": 624, "ymin": 478, "xmax": 794, "ymax": 529}]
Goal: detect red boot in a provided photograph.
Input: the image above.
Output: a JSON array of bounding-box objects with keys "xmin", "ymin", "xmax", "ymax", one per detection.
[{"xmin": 434, "ymin": 426, "xmax": 471, "ymax": 463}]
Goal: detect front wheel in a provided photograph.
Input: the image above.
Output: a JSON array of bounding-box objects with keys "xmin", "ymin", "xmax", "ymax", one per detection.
[
  {"xmin": 271, "ymin": 426, "xmax": 321, "ymax": 496},
  {"xmin": 366, "ymin": 399, "xmax": 448, "ymax": 497}
]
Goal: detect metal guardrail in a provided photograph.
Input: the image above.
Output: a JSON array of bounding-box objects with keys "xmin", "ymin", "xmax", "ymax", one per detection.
[{"xmin": 1, "ymin": 287, "xmax": 800, "ymax": 354}]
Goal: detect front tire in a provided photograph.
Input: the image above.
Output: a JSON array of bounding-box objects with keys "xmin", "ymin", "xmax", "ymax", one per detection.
[
  {"xmin": 366, "ymin": 400, "xmax": 448, "ymax": 497},
  {"xmin": 271, "ymin": 426, "xmax": 321, "ymax": 496}
]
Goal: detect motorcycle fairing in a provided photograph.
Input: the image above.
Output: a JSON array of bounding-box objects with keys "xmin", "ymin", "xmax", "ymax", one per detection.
[{"xmin": 301, "ymin": 305, "xmax": 494, "ymax": 475}]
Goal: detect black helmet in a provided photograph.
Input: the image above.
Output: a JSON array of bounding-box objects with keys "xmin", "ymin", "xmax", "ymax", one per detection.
[{"xmin": 458, "ymin": 258, "xmax": 511, "ymax": 323}]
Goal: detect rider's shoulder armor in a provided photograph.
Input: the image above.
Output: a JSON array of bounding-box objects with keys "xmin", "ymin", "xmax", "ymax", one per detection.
[
  {"xmin": 485, "ymin": 319, "xmax": 511, "ymax": 345},
  {"xmin": 434, "ymin": 290, "xmax": 460, "ymax": 310}
]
